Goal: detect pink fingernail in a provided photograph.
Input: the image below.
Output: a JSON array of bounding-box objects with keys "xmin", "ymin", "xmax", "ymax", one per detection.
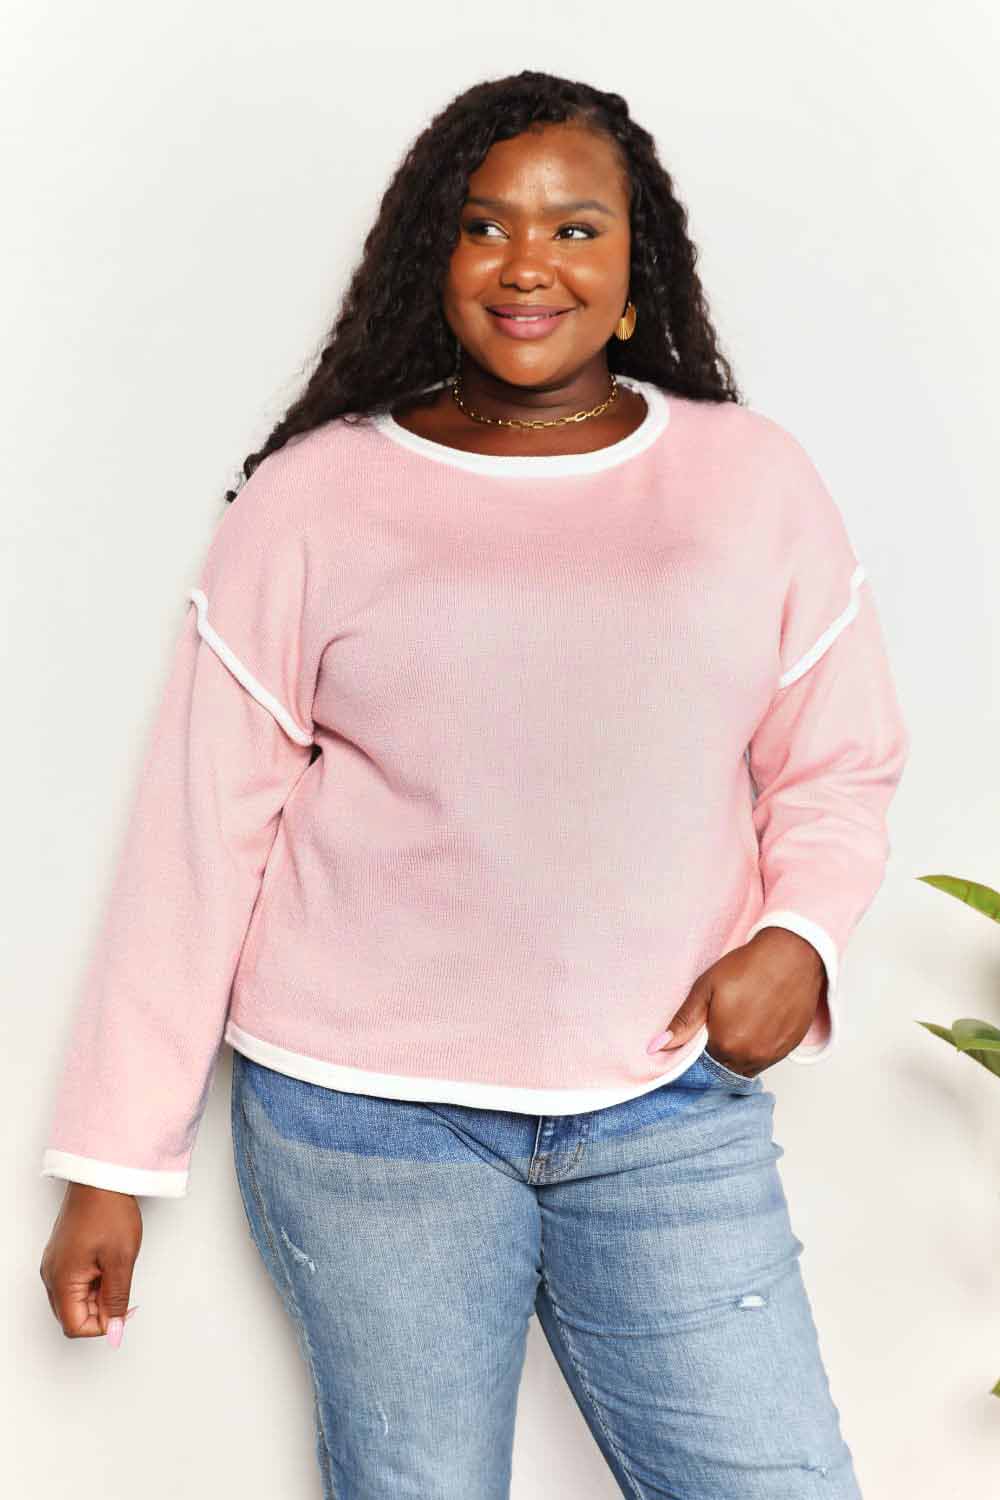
[
  {"xmin": 106, "ymin": 1317, "xmax": 124, "ymax": 1349},
  {"xmin": 125, "ymin": 1306, "xmax": 139, "ymax": 1322},
  {"xmin": 646, "ymin": 1028, "xmax": 674, "ymax": 1054}
]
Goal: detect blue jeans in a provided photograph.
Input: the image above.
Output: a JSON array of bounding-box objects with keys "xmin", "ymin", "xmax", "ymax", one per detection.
[{"xmin": 230, "ymin": 1046, "xmax": 862, "ymax": 1499}]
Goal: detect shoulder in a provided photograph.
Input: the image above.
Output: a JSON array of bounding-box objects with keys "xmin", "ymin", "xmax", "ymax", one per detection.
[
  {"xmin": 669, "ymin": 394, "xmax": 819, "ymax": 474},
  {"xmin": 218, "ymin": 414, "xmax": 377, "ymax": 539},
  {"xmin": 683, "ymin": 397, "xmax": 845, "ymax": 528},
  {"xmin": 659, "ymin": 396, "xmax": 858, "ymax": 577},
  {"xmin": 238, "ymin": 414, "xmax": 367, "ymax": 499}
]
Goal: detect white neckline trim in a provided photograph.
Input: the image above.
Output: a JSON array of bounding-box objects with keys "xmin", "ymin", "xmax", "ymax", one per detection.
[{"xmin": 372, "ymin": 375, "xmax": 670, "ymax": 477}]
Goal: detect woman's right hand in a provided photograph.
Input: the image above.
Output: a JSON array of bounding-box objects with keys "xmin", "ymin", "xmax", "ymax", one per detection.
[{"xmin": 40, "ymin": 1182, "xmax": 142, "ymax": 1344}]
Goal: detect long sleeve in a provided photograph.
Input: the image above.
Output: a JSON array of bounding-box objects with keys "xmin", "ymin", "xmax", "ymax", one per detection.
[
  {"xmin": 40, "ymin": 465, "xmax": 318, "ymax": 1197},
  {"xmin": 744, "ymin": 438, "xmax": 911, "ymax": 1065}
]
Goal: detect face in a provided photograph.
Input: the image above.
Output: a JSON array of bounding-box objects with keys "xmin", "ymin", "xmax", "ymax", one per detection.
[{"xmin": 442, "ymin": 121, "xmax": 633, "ymax": 389}]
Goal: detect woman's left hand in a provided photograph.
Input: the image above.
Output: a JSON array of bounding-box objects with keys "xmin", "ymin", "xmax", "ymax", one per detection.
[{"xmin": 646, "ymin": 928, "xmax": 828, "ymax": 1077}]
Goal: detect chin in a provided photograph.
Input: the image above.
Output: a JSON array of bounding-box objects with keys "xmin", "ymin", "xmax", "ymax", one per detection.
[{"xmin": 476, "ymin": 355, "xmax": 567, "ymax": 387}]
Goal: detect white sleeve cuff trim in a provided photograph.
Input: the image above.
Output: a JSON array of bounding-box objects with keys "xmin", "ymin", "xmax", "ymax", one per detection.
[
  {"xmin": 778, "ymin": 563, "xmax": 867, "ymax": 689},
  {"xmin": 187, "ymin": 589, "xmax": 314, "ymax": 747},
  {"xmin": 40, "ymin": 1149, "xmax": 189, "ymax": 1198},
  {"xmin": 745, "ymin": 909, "xmax": 840, "ymax": 1065}
]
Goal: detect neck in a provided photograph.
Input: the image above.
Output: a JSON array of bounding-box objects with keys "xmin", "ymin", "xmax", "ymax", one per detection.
[{"xmin": 452, "ymin": 361, "xmax": 615, "ymax": 426}]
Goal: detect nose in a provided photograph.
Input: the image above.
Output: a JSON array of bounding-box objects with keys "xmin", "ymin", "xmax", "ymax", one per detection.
[{"xmin": 497, "ymin": 231, "xmax": 558, "ymax": 290}]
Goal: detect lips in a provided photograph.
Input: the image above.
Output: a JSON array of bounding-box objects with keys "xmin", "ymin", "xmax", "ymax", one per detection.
[
  {"xmin": 487, "ymin": 307, "xmax": 572, "ymax": 319},
  {"xmin": 485, "ymin": 307, "xmax": 574, "ymax": 340}
]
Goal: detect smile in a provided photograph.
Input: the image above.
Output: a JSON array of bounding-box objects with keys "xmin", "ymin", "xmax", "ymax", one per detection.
[{"xmin": 486, "ymin": 308, "xmax": 573, "ymax": 340}]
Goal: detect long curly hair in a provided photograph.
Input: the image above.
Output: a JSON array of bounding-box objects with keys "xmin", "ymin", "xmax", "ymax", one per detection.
[{"xmin": 224, "ymin": 69, "xmax": 743, "ymax": 503}]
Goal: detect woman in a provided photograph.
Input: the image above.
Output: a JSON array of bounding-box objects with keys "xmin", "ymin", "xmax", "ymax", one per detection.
[{"xmin": 39, "ymin": 71, "xmax": 908, "ymax": 1498}]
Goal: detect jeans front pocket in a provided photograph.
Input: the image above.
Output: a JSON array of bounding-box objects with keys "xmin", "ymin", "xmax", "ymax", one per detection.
[{"xmin": 698, "ymin": 1047, "xmax": 764, "ymax": 1093}]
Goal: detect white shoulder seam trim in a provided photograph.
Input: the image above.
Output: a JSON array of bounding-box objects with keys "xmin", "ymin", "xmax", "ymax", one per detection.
[
  {"xmin": 187, "ymin": 588, "xmax": 314, "ymax": 746},
  {"xmin": 778, "ymin": 563, "xmax": 867, "ymax": 689}
]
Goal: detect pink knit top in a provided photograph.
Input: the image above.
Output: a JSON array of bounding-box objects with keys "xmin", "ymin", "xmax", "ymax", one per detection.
[{"xmin": 40, "ymin": 376, "xmax": 910, "ymax": 1197}]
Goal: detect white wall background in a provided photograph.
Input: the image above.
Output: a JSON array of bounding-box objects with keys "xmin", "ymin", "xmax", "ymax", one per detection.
[{"xmin": 7, "ymin": 1, "xmax": 1000, "ymax": 1494}]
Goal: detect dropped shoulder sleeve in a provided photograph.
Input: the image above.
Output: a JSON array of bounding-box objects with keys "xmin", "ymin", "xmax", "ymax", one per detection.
[
  {"xmin": 745, "ymin": 428, "xmax": 911, "ymax": 1062},
  {"xmin": 40, "ymin": 457, "xmax": 318, "ymax": 1197}
]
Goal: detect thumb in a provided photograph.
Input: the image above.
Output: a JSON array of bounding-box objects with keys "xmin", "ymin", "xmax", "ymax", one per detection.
[
  {"xmin": 97, "ymin": 1251, "xmax": 136, "ymax": 1347},
  {"xmin": 649, "ymin": 977, "xmax": 712, "ymax": 1054}
]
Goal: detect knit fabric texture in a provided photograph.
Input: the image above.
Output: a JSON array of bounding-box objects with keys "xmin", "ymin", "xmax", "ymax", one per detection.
[{"xmin": 40, "ymin": 377, "xmax": 910, "ymax": 1196}]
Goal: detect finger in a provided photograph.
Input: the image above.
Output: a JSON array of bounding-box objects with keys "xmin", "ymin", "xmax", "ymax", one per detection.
[
  {"xmin": 97, "ymin": 1248, "xmax": 136, "ymax": 1342},
  {"xmin": 648, "ymin": 977, "xmax": 712, "ymax": 1052},
  {"xmin": 53, "ymin": 1262, "xmax": 107, "ymax": 1339}
]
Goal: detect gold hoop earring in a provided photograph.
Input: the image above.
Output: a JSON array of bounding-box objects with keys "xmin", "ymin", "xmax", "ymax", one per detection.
[{"xmin": 614, "ymin": 301, "xmax": 637, "ymax": 341}]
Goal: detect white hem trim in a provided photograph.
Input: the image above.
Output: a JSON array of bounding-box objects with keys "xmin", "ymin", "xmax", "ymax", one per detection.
[
  {"xmin": 745, "ymin": 909, "xmax": 840, "ymax": 1065},
  {"xmin": 187, "ymin": 589, "xmax": 313, "ymax": 746},
  {"xmin": 371, "ymin": 376, "xmax": 671, "ymax": 478},
  {"xmin": 40, "ymin": 1149, "xmax": 189, "ymax": 1198},
  {"xmin": 778, "ymin": 564, "xmax": 867, "ymax": 689},
  {"xmin": 224, "ymin": 1019, "xmax": 706, "ymax": 1115}
]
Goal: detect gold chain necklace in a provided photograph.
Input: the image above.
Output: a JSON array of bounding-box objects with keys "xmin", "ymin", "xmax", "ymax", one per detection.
[{"xmin": 449, "ymin": 372, "xmax": 619, "ymax": 430}]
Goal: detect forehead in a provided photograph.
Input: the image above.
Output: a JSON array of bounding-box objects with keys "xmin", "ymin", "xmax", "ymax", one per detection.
[{"xmin": 465, "ymin": 123, "xmax": 628, "ymax": 209}]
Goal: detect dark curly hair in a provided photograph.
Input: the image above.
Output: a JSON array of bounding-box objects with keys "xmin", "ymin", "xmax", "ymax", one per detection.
[{"xmin": 224, "ymin": 69, "xmax": 743, "ymax": 503}]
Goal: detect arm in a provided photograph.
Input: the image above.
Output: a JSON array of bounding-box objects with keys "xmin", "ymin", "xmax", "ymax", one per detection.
[
  {"xmin": 744, "ymin": 445, "xmax": 910, "ymax": 1063},
  {"xmin": 40, "ymin": 464, "xmax": 317, "ymax": 1196}
]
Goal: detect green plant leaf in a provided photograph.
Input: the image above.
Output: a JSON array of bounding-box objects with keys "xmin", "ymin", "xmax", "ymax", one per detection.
[
  {"xmin": 918, "ymin": 874, "xmax": 1000, "ymax": 923},
  {"xmin": 917, "ymin": 1021, "xmax": 956, "ymax": 1046},
  {"xmin": 917, "ymin": 1019, "xmax": 1000, "ymax": 1078}
]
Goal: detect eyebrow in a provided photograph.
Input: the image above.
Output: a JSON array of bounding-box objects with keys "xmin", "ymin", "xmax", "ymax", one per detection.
[{"xmin": 463, "ymin": 195, "xmax": 617, "ymax": 218}]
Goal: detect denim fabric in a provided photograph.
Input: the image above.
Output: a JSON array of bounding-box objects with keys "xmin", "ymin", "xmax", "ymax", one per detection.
[{"xmin": 230, "ymin": 1046, "xmax": 862, "ymax": 1499}]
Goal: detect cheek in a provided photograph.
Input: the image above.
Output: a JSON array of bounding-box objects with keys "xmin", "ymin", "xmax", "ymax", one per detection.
[
  {"xmin": 566, "ymin": 246, "xmax": 629, "ymax": 305},
  {"xmin": 446, "ymin": 242, "xmax": 501, "ymax": 297}
]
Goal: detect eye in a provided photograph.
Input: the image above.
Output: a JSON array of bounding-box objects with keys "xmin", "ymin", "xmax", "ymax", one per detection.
[{"xmin": 461, "ymin": 220, "xmax": 599, "ymax": 241}]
